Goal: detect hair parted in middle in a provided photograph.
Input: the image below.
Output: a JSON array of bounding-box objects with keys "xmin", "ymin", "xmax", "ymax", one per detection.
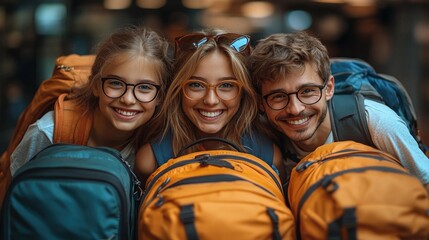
[{"xmin": 160, "ymin": 28, "xmax": 258, "ymax": 155}]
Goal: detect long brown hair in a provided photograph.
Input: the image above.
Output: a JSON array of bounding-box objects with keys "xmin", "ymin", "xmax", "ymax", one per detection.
[{"xmin": 160, "ymin": 28, "xmax": 258, "ymax": 155}]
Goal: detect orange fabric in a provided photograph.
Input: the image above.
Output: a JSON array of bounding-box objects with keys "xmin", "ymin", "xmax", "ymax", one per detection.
[
  {"xmin": 53, "ymin": 94, "xmax": 92, "ymax": 145},
  {"xmin": 0, "ymin": 54, "xmax": 95, "ymax": 208},
  {"xmin": 138, "ymin": 150, "xmax": 295, "ymax": 240},
  {"xmin": 288, "ymin": 141, "xmax": 429, "ymax": 240}
]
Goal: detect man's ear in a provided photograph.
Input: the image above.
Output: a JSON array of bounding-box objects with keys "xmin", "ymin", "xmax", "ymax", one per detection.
[{"xmin": 325, "ymin": 75, "xmax": 335, "ymax": 100}]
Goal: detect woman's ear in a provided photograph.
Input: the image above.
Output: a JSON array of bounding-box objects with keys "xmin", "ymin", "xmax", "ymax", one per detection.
[
  {"xmin": 258, "ymin": 99, "xmax": 265, "ymax": 114},
  {"xmin": 325, "ymin": 75, "xmax": 335, "ymax": 100},
  {"xmin": 92, "ymin": 81, "xmax": 100, "ymax": 97}
]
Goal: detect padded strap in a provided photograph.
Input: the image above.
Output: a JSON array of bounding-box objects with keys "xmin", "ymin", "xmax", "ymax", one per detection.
[
  {"xmin": 266, "ymin": 207, "xmax": 282, "ymax": 240},
  {"xmin": 329, "ymin": 94, "xmax": 374, "ymax": 147},
  {"xmin": 180, "ymin": 204, "xmax": 199, "ymax": 240},
  {"xmin": 54, "ymin": 94, "xmax": 92, "ymax": 144}
]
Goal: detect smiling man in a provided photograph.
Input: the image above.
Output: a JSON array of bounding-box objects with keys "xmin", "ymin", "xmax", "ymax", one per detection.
[{"xmin": 248, "ymin": 31, "xmax": 429, "ymax": 193}]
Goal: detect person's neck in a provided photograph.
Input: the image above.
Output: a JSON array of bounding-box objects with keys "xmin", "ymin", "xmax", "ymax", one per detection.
[{"xmin": 196, "ymin": 132, "xmax": 225, "ymax": 150}]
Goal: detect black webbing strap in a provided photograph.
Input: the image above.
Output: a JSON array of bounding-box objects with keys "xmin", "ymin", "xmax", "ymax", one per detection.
[
  {"xmin": 179, "ymin": 204, "xmax": 199, "ymax": 240},
  {"xmin": 266, "ymin": 207, "xmax": 282, "ymax": 240},
  {"xmin": 342, "ymin": 208, "xmax": 357, "ymax": 240},
  {"xmin": 327, "ymin": 215, "xmax": 342, "ymax": 240},
  {"xmin": 327, "ymin": 207, "xmax": 358, "ymax": 240}
]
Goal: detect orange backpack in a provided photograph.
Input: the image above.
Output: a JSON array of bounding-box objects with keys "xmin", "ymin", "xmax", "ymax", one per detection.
[
  {"xmin": 288, "ymin": 141, "xmax": 429, "ymax": 240},
  {"xmin": 138, "ymin": 138, "xmax": 295, "ymax": 240},
  {"xmin": 0, "ymin": 54, "xmax": 95, "ymax": 208}
]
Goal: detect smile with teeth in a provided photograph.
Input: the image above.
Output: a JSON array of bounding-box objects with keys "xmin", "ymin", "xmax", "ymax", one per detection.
[
  {"xmin": 199, "ymin": 110, "xmax": 223, "ymax": 118},
  {"xmin": 287, "ymin": 116, "xmax": 309, "ymax": 125},
  {"xmin": 115, "ymin": 108, "xmax": 139, "ymax": 116}
]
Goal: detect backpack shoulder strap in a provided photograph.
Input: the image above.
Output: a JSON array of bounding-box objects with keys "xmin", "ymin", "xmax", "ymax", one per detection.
[
  {"xmin": 151, "ymin": 130, "xmax": 174, "ymax": 167},
  {"xmin": 53, "ymin": 93, "xmax": 93, "ymax": 145},
  {"xmin": 328, "ymin": 93, "xmax": 374, "ymax": 148},
  {"xmin": 242, "ymin": 131, "xmax": 274, "ymax": 166}
]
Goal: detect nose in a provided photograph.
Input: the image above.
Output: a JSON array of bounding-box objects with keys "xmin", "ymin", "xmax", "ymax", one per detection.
[
  {"xmin": 284, "ymin": 94, "xmax": 304, "ymax": 115},
  {"xmin": 120, "ymin": 86, "xmax": 137, "ymax": 105},
  {"xmin": 203, "ymin": 88, "xmax": 220, "ymax": 105}
]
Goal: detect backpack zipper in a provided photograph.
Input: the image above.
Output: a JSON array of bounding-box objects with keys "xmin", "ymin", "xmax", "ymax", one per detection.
[
  {"xmin": 295, "ymin": 148, "xmax": 397, "ymax": 173},
  {"xmin": 141, "ymin": 153, "xmax": 282, "ymax": 208},
  {"xmin": 294, "ymin": 165, "xmax": 410, "ymax": 240},
  {"xmin": 57, "ymin": 65, "xmax": 74, "ymax": 71}
]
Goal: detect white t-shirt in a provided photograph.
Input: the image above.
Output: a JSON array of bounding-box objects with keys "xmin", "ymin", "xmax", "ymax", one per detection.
[{"xmin": 10, "ymin": 111, "xmax": 135, "ymax": 176}]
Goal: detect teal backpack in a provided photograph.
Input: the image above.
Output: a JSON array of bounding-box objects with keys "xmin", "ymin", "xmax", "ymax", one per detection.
[
  {"xmin": 1, "ymin": 144, "xmax": 142, "ymax": 240},
  {"xmin": 329, "ymin": 58, "xmax": 428, "ymax": 154}
]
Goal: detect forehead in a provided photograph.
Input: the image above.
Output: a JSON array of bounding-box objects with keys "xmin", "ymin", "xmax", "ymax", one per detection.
[
  {"xmin": 102, "ymin": 54, "xmax": 161, "ymax": 83},
  {"xmin": 191, "ymin": 50, "xmax": 235, "ymax": 80},
  {"xmin": 261, "ymin": 63, "xmax": 323, "ymax": 93}
]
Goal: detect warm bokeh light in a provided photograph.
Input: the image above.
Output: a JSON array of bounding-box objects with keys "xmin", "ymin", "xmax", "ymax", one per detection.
[
  {"xmin": 103, "ymin": 0, "xmax": 131, "ymax": 9},
  {"xmin": 137, "ymin": 0, "xmax": 166, "ymax": 9},
  {"xmin": 241, "ymin": 1, "xmax": 275, "ymax": 19},
  {"xmin": 182, "ymin": 0, "xmax": 214, "ymax": 9}
]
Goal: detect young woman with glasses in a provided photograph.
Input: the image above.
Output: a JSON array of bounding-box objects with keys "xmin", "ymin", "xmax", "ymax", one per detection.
[
  {"xmin": 135, "ymin": 28, "xmax": 287, "ymax": 186},
  {"xmin": 9, "ymin": 25, "xmax": 173, "ymax": 174}
]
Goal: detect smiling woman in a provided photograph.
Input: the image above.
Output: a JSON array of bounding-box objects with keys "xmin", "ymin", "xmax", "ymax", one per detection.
[
  {"xmin": 8, "ymin": 25, "xmax": 173, "ymax": 176},
  {"xmin": 134, "ymin": 28, "xmax": 287, "ymax": 186}
]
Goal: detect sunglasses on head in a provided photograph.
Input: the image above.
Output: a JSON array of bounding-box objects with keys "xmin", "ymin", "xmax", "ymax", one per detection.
[{"xmin": 175, "ymin": 33, "xmax": 251, "ymax": 55}]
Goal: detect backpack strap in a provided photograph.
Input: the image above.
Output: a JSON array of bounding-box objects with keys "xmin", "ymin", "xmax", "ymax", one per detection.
[
  {"xmin": 328, "ymin": 93, "xmax": 374, "ymax": 148},
  {"xmin": 53, "ymin": 93, "xmax": 92, "ymax": 144}
]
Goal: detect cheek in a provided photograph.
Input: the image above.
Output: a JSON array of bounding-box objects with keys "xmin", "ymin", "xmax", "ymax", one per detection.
[
  {"xmin": 98, "ymin": 94, "xmax": 112, "ymax": 109},
  {"xmin": 227, "ymin": 100, "xmax": 240, "ymax": 115},
  {"xmin": 181, "ymin": 98, "xmax": 194, "ymax": 116},
  {"xmin": 141, "ymin": 101, "xmax": 157, "ymax": 114},
  {"xmin": 264, "ymin": 109, "xmax": 278, "ymax": 122}
]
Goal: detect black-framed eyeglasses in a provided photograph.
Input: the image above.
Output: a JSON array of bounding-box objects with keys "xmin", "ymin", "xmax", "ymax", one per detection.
[
  {"xmin": 175, "ymin": 33, "xmax": 251, "ymax": 56},
  {"xmin": 263, "ymin": 81, "xmax": 327, "ymax": 110},
  {"xmin": 181, "ymin": 79, "xmax": 243, "ymax": 101},
  {"xmin": 101, "ymin": 77, "xmax": 160, "ymax": 103}
]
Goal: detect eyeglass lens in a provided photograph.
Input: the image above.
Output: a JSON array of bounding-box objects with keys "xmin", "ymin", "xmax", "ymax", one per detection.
[
  {"xmin": 265, "ymin": 85, "xmax": 325, "ymax": 110},
  {"xmin": 182, "ymin": 80, "xmax": 241, "ymax": 101},
  {"xmin": 102, "ymin": 78, "xmax": 159, "ymax": 103}
]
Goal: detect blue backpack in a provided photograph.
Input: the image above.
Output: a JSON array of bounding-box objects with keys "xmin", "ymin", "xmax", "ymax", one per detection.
[
  {"xmin": 329, "ymin": 58, "xmax": 428, "ymax": 154},
  {"xmin": 1, "ymin": 144, "xmax": 142, "ymax": 240}
]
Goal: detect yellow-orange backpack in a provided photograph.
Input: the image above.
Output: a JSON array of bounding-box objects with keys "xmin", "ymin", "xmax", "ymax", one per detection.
[
  {"xmin": 138, "ymin": 137, "xmax": 295, "ymax": 240},
  {"xmin": 0, "ymin": 54, "xmax": 95, "ymax": 208},
  {"xmin": 288, "ymin": 141, "xmax": 429, "ymax": 240}
]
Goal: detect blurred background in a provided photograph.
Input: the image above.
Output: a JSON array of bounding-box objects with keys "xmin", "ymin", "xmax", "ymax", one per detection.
[{"xmin": 1, "ymin": 0, "xmax": 429, "ymax": 152}]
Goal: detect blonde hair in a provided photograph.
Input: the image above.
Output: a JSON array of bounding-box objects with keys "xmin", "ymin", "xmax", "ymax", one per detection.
[{"xmin": 161, "ymin": 29, "xmax": 258, "ymax": 155}]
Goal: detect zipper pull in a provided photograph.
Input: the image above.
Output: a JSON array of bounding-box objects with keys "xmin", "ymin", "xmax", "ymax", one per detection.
[
  {"xmin": 57, "ymin": 65, "xmax": 74, "ymax": 71},
  {"xmin": 155, "ymin": 195, "xmax": 165, "ymax": 207},
  {"xmin": 295, "ymin": 161, "xmax": 314, "ymax": 173}
]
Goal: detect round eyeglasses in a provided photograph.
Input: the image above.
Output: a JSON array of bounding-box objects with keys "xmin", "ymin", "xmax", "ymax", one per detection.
[
  {"xmin": 181, "ymin": 79, "xmax": 242, "ymax": 101},
  {"xmin": 263, "ymin": 81, "xmax": 327, "ymax": 110},
  {"xmin": 101, "ymin": 78, "xmax": 160, "ymax": 103}
]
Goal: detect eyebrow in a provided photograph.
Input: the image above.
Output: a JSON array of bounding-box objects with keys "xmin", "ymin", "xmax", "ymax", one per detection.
[
  {"xmin": 264, "ymin": 82, "xmax": 323, "ymax": 95},
  {"xmin": 189, "ymin": 75, "xmax": 237, "ymax": 81},
  {"xmin": 102, "ymin": 74, "xmax": 157, "ymax": 84}
]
